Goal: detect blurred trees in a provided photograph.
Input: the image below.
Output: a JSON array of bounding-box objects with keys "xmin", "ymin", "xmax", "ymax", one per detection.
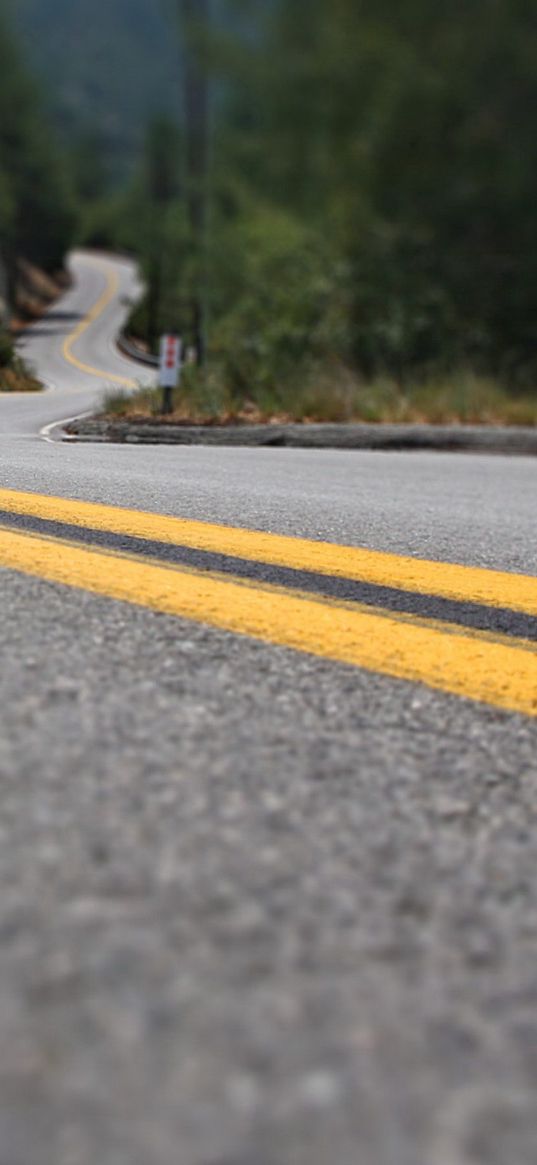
[
  {"xmin": 3, "ymin": 0, "xmax": 537, "ymax": 395},
  {"xmin": 141, "ymin": 117, "xmax": 183, "ymax": 351},
  {"xmin": 231, "ymin": 0, "xmax": 537, "ymax": 386},
  {"xmin": 11, "ymin": 0, "xmax": 183, "ymax": 184},
  {"xmin": 0, "ymin": 12, "xmax": 75, "ymax": 310},
  {"xmin": 83, "ymin": 0, "xmax": 537, "ymax": 396},
  {"xmin": 182, "ymin": 0, "xmax": 211, "ymax": 364}
]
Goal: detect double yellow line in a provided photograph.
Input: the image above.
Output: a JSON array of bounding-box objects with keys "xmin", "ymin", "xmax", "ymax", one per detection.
[
  {"xmin": 0, "ymin": 487, "xmax": 535, "ymax": 717},
  {"xmin": 44, "ymin": 257, "xmax": 537, "ymax": 714}
]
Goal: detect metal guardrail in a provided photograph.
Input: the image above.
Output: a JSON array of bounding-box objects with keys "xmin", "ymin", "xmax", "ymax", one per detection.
[{"xmin": 117, "ymin": 331, "xmax": 159, "ymax": 368}]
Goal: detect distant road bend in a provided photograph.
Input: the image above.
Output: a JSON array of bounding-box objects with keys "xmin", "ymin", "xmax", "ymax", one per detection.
[{"xmin": 0, "ymin": 250, "xmax": 536, "ymax": 1165}]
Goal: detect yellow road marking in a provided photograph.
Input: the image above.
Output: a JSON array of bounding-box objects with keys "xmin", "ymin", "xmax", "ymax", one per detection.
[
  {"xmin": 0, "ymin": 487, "xmax": 535, "ymax": 617},
  {"xmin": 62, "ymin": 260, "xmax": 136, "ymax": 388},
  {"xmin": 0, "ymin": 523, "xmax": 535, "ymax": 716}
]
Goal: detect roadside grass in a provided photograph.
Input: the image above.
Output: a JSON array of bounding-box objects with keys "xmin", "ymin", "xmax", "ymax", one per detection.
[
  {"xmin": 0, "ymin": 365, "xmax": 42, "ymax": 392},
  {"xmin": 0, "ymin": 332, "xmax": 42, "ymax": 393},
  {"xmin": 99, "ymin": 366, "xmax": 537, "ymax": 427}
]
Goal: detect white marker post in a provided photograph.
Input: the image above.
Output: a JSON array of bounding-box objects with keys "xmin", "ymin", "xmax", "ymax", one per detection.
[{"xmin": 159, "ymin": 334, "xmax": 182, "ymax": 415}]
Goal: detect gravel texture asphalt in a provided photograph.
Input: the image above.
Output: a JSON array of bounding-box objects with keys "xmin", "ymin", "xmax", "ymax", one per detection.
[
  {"xmin": 0, "ymin": 253, "xmax": 536, "ymax": 1165},
  {"xmin": 1, "ymin": 572, "xmax": 537, "ymax": 1165}
]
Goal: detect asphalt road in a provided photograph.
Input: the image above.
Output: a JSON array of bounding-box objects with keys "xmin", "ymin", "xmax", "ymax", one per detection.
[{"xmin": 0, "ymin": 252, "xmax": 536, "ymax": 1165}]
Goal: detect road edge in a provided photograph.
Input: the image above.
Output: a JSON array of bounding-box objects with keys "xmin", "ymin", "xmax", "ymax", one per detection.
[{"xmin": 61, "ymin": 418, "xmax": 537, "ymax": 455}]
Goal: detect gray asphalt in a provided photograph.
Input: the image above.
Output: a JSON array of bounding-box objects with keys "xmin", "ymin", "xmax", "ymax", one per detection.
[{"xmin": 0, "ymin": 253, "xmax": 536, "ymax": 1165}]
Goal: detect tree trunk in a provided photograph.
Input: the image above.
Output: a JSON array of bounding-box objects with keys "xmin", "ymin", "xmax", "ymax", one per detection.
[{"xmin": 182, "ymin": 0, "xmax": 210, "ymax": 366}]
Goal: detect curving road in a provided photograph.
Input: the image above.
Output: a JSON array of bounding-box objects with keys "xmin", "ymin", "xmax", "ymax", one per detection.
[
  {"xmin": 0, "ymin": 251, "xmax": 535, "ymax": 575},
  {"xmin": 0, "ymin": 251, "xmax": 536, "ymax": 1165}
]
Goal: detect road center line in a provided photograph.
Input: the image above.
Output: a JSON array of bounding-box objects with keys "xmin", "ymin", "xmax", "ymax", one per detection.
[
  {"xmin": 0, "ymin": 487, "xmax": 535, "ymax": 616},
  {"xmin": 0, "ymin": 523, "xmax": 535, "ymax": 716},
  {"xmin": 0, "ymin": 507, "xmax": 535, "ymax": 641}
]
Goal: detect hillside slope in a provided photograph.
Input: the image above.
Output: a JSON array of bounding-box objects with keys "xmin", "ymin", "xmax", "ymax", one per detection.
[{"xmin": 9, "ymin": 0, "xmax": 181, "ymax": 177}]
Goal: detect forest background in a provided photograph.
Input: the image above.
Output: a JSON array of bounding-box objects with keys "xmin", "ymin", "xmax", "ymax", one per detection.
[{"xmin": 2, "ymin": 0, "xmax": 537, "ymax": 423}]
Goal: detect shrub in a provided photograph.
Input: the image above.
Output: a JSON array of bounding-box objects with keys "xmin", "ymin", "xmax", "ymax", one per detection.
[
  {"xmin": 208, "ymin": 205, "xmax": 352, "ymax": 405},
  {"xmin": 0, "ymin": 329, "xmax": 14, "ymax": 368}
]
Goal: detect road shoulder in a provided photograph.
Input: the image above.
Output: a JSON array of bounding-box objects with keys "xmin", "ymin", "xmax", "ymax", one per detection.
[{"xmin": 63, "ymin": 417, "xmax": 537, "ymax": 454}]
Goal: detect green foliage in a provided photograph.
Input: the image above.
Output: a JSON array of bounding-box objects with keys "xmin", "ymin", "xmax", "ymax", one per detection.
[
  {"xmin": 9, "ymin": 0, "xmax": 182, "ymax": 182},
  {"xmin": 210, "ymin": 0, "xmax": 537, "ymax": 387},
  {"xmin": 0, "ymin": 328, "xmax": 41, "ymax": 390},
  {"xmin": 77, "ymin": 195, "xmax": 129, "ymax": 252},
  {"xmin": 70, "ymin": 133, "xmax": 110, "ymax": 203},
  {"xmin": 0, "ymin": 330, "xmax": 15, "ymax": 369},
  {"xmin": 101, "ymin": 369, "xmax": 537, "ymax": 427},
  {"xmin": 8, "ymin": 0, "xmax": 537, "ymax": 398},
  {"xmin": 208, "ymin": 205, "xmax": 352, "ymax": 402},
  {"xmin": 0, "ymin": 10, "xmax": 75, "ymax": 289},
  {"xmin": 106, "ymin": 0, "xmax": 537, "ymax": 404}
]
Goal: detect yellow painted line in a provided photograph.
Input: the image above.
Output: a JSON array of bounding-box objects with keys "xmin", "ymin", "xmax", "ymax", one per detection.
[
  {"xmin": 0, "ymin": 487, "xmax": 535, "ymax": 617},
  {"xmin": 0, "ymin": 524, "xmax": 535, "ymax": 716},
  {"xmin": 62, "ymin": 260, "xmax": 136, "ymax": 388}
]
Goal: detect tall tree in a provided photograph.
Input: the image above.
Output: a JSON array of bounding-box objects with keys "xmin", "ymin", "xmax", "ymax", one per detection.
[
  {"xmin": 0, "ymin": 10, "xmax": 75, "ymax": 309},
  {"xmin": 182, "ymin": 0, "xmax": 210, "ymax": 364},
  {"xmin": 143, "ymin": 117, "xmax": 182, "ymax": 351}
]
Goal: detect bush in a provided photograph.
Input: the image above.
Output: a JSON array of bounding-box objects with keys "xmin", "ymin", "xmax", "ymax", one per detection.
[
  {"xmin": 208, "ymin": 204, "xmax": 352, "ymax": 406},
  {"xmin": 0, "ymin": 329, "xmax": 14, "ymax": 368}
]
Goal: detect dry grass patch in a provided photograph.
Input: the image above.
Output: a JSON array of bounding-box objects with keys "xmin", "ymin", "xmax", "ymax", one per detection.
[
  {"xmin": 99, "ymin": 368, "xmax": 537, "ymax": 427},
  {"xmin": 0, "ymin": 331, "xmax": 42, "ymax": 393}
]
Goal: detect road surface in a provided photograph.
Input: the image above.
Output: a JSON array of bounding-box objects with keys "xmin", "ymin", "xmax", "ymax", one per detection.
[{"xmin": 0, "ymin": 251, "xmax": 536, "ymax": 1165}]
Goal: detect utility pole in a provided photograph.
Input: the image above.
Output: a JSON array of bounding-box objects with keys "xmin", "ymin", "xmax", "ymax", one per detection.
[
  {"xmin": 144, "ymin": 118, "xmax": 179, "ymax": 353},
  {"xmin": 182, "ymin": 0, "xmax": 210, "ymax": 366},
  {"xmin": 0, "ymin": 256, "xmax": 8, "ymax": 326}
]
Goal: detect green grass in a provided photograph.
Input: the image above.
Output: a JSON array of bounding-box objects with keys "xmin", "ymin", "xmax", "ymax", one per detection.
[
  {"xmin": 0, "ymin": 330, "xmax": 42, "ymax": 393},
  {"xmin": 0, "ymin": 358, "xmax": 42, "ymax": 393},
  {"xmin": 99, "ymin": 366, "xmax": 537, "ymax": 427}
]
